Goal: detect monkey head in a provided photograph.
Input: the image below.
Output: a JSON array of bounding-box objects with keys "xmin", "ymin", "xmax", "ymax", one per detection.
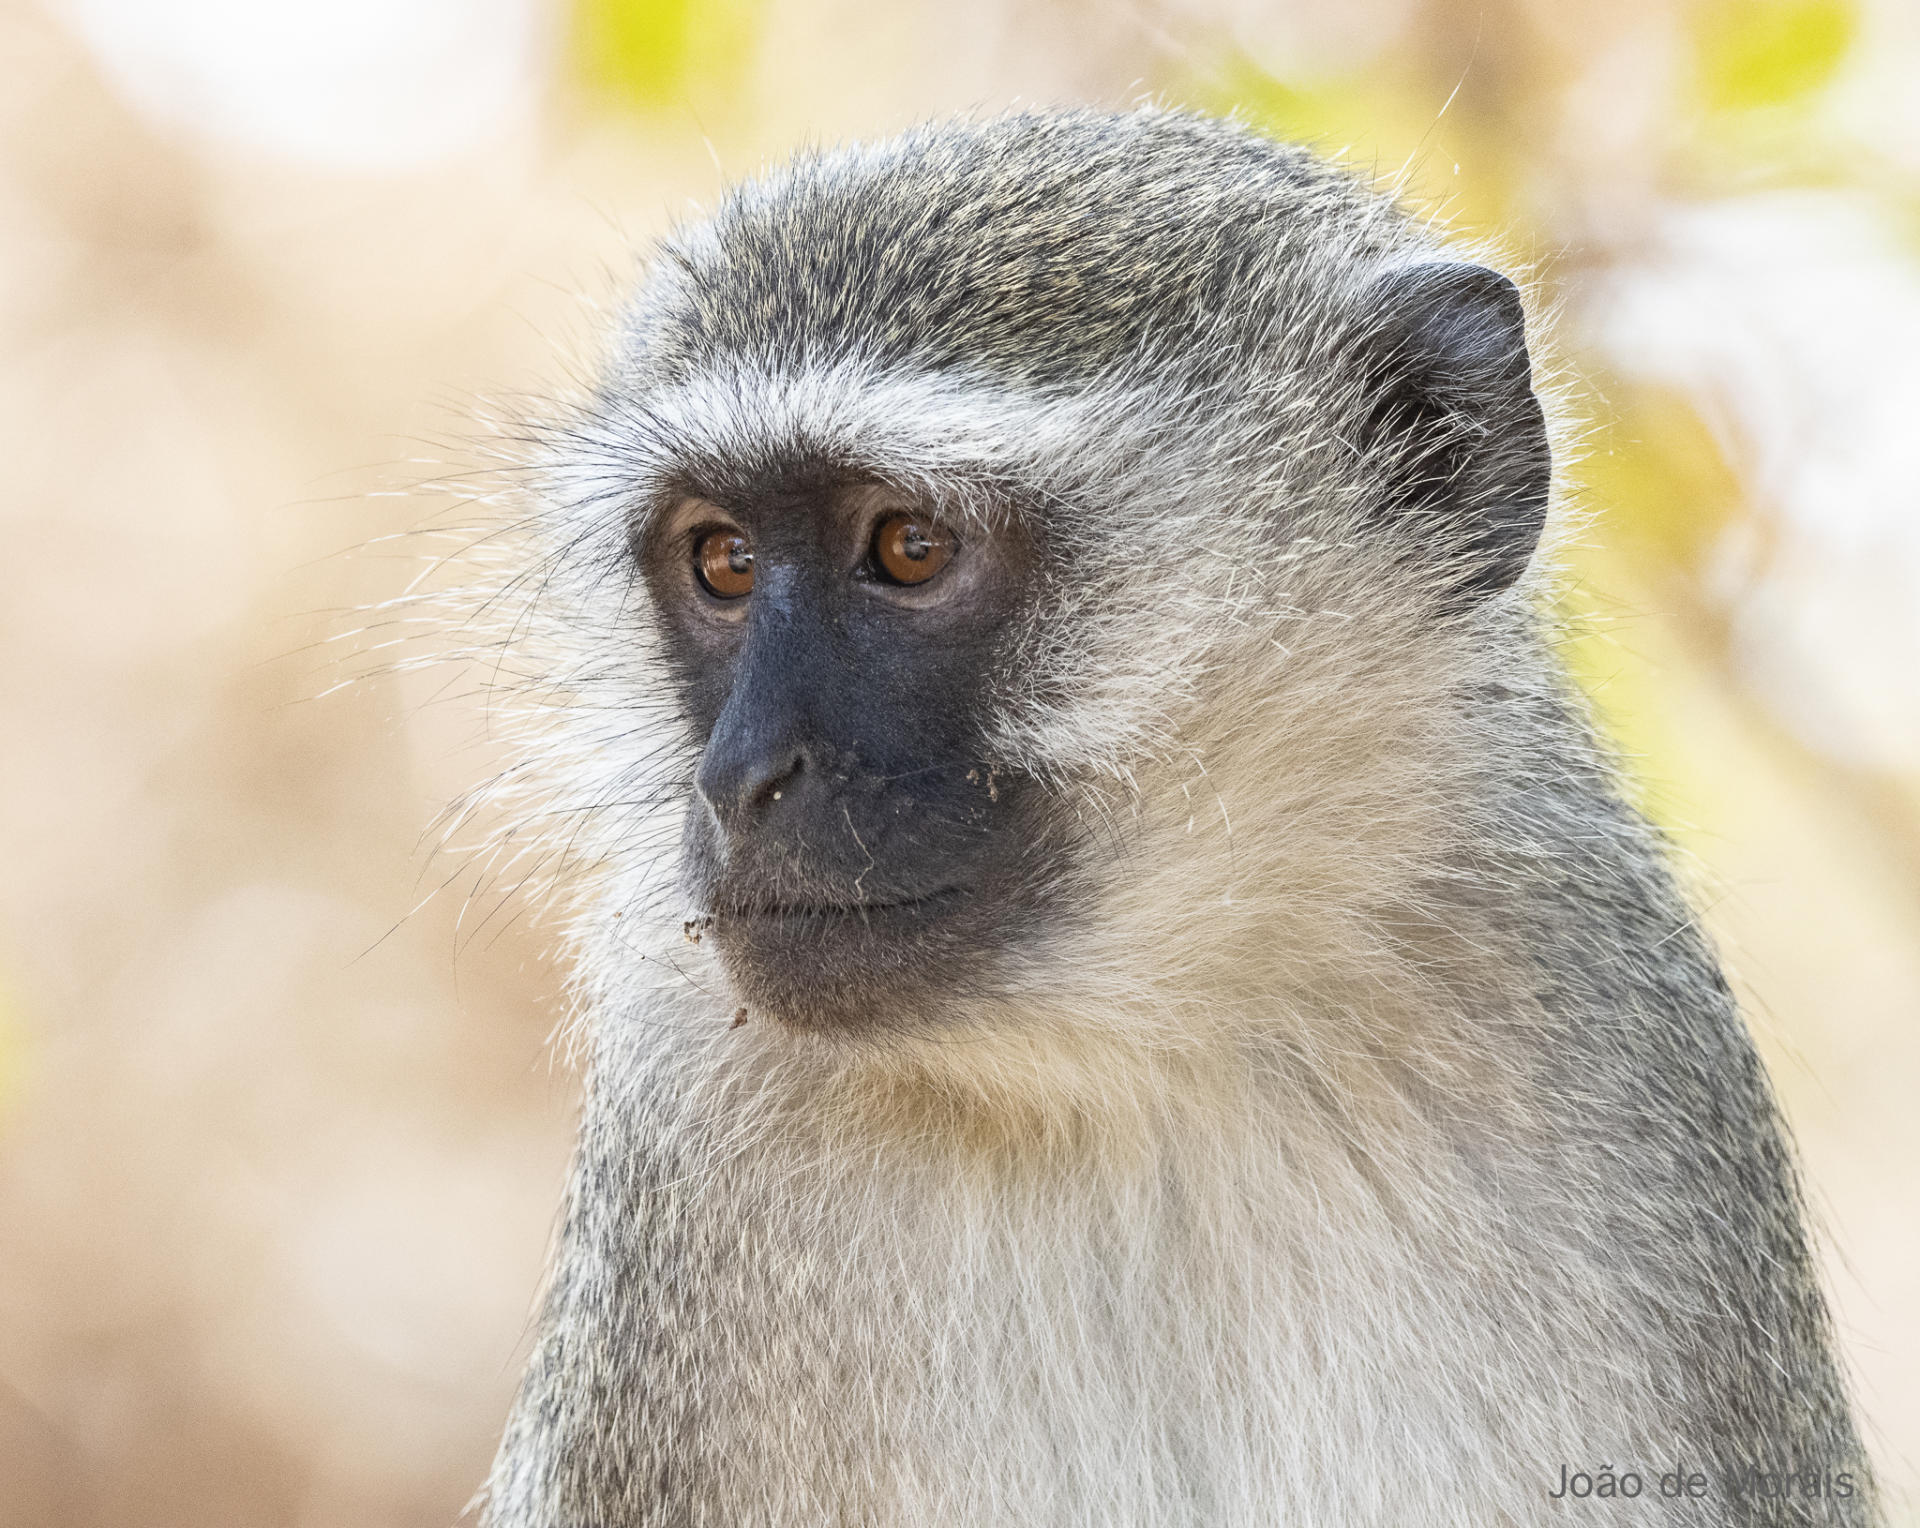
[{"xmin": 527, "ymin": 110, "xmax": 1553, "ymax": 1043}]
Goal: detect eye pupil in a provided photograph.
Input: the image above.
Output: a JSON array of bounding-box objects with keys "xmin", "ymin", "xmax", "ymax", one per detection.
[
  {"xmin": 695, "ymin": 529, "xmax": 754, "ymax": 598},
  {"xmin": 874, "ymin": 512, "xmax": 953, "ymax": 586}
]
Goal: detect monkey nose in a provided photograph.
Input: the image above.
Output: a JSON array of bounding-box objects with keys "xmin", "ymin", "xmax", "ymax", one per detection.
[{"xmin": 694, "ymin": 728, "xmax": 812, "ymax": 833}]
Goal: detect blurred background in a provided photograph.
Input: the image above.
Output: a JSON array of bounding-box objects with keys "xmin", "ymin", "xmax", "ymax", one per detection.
[{"xmin": 1, "ymin": 0, "xmax": 1917, "ymax": 1521}]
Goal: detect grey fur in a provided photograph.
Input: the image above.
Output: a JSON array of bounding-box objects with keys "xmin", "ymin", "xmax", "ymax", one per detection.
[{"xmin": 466, "ymin": 108, "xmax": 1877, "ymax": 1526}]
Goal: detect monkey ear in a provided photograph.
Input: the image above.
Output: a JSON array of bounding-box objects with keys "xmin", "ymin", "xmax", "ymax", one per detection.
[{"xmin": 1354, "ymin": 260, "xmax": 1550, "ymax": 600}]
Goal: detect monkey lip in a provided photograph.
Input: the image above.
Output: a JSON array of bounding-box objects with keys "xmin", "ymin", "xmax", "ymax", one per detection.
[{"xmin": 715, "ymin": 886, "xmax": 964, "ymax": 925}]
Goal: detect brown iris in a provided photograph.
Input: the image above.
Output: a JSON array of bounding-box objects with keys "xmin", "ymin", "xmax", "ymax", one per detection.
[
  {"xmin": 695, "ymin": 529, "xmax": 754, "ymax": 598},
  {"xmin": 872, "ymin": 513, "xmax": 953, "ymax": 586}
]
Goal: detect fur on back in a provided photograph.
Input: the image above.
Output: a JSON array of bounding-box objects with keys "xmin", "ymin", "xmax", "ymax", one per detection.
[{"xmin": 460, "ymin": 108, "xmax": 1877, "ymax": 1525}]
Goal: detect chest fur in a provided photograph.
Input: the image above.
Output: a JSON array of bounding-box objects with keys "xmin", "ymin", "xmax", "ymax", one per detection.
[{"xmin": 569, "ymin": 1087, "xmax": 1682, "ymax": 1528}]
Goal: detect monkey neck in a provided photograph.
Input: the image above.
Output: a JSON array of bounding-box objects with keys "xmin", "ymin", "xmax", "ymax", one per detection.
[{"xmin": 562, "ymin": 974, "xmax": 1625, "ymax": 1528}]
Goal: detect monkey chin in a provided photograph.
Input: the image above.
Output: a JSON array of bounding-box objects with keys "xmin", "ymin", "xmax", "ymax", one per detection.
[{"xmin": 705, "ymin": 890, "xmax": 998, "ymax": 1035}]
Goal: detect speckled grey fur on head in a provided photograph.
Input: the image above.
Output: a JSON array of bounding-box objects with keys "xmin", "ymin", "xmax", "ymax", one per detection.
[{"xmin": 466, "ymin": 107, "xmax": 1879, "ymax": 1527}]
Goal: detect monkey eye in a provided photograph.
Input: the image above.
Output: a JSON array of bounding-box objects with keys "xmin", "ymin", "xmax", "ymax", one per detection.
[
  {"xmin": 694, "ymin": 529, "xmax": 754, "ymax": 599},
  {"xmin": 871, "ymin": 513, "xmax": 954, "ymax": 586}
]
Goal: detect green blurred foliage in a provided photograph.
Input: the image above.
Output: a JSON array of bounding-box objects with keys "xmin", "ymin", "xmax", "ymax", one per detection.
[
  {"xmin": 1555, "ymin": 389, "xmax": 1749, "ymax": 829},
  {"xmin": 1578, "ymin": 385, "xmax": 1745, "ymax": 587},
  {"xmin": 1186, "ymin": 54, "xmax": 1517, "ymax": 232},
  {"xmin": 572, "ymin": 0, "xmax": 764, "ymax": 111},
  {"xmin": 1693, "ymin": 0, "xmax": 1856, "ymax": 113}
]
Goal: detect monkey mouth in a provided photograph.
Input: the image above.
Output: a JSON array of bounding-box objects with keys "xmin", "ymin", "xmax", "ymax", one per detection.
[
  {"xmin": 714, "ymin": 886, "xmax": 963, "ymax": 924},
  {"xmin": 694, "ymin": 876, "xmax": 1027, "ymax": 1029}
]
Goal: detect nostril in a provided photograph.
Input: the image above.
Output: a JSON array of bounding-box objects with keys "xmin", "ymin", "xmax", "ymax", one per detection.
[
  {"xmin": 696, "ymin": 735, "xmax": 809, "ymax": 829},
  {"xmin": 751, "ymin": 751, "xmax": 803, "ymax": 811}
]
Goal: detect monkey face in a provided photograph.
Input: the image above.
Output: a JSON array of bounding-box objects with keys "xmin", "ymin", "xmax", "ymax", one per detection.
[{"xmin": 633, "ymin": 472, "xmax": 1070, "ymax": 1031}]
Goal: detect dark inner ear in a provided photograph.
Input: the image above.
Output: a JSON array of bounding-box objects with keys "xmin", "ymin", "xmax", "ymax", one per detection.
[{"xmin": 1356, "ymin": 260, "xmax": 1550, "ymax": 600}]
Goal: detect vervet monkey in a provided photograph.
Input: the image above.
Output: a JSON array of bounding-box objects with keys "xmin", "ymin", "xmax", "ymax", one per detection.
[{"xmin": 469, "ymin": 108, "xmax": 1876, "ymax": 1526}]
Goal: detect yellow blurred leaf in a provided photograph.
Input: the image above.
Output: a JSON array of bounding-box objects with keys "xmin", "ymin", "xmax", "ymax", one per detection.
[
  {"xmin": 572, "ymin": 0, "xmax": 763, "ymax": 111},
  {"xmin": 1557, "ymin": 384, "xmax": 1754, "ymax": 834},
  {"xmin": 1696, "ymin": 0, "xmax": 1856, "ymax": 112},
  {"xmin": 1576, "ymin": 383, "xmax": 1745, "ymax": 580},
  {"xmin": 1180, "ymin": 55, "xmax": 1517, "ymax": 233}
]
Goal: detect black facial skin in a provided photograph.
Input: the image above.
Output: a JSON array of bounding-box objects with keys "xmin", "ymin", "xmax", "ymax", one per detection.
[{"xmin": 635, "ymin": 473, "xmax": 1062, "ymax": 1031}]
